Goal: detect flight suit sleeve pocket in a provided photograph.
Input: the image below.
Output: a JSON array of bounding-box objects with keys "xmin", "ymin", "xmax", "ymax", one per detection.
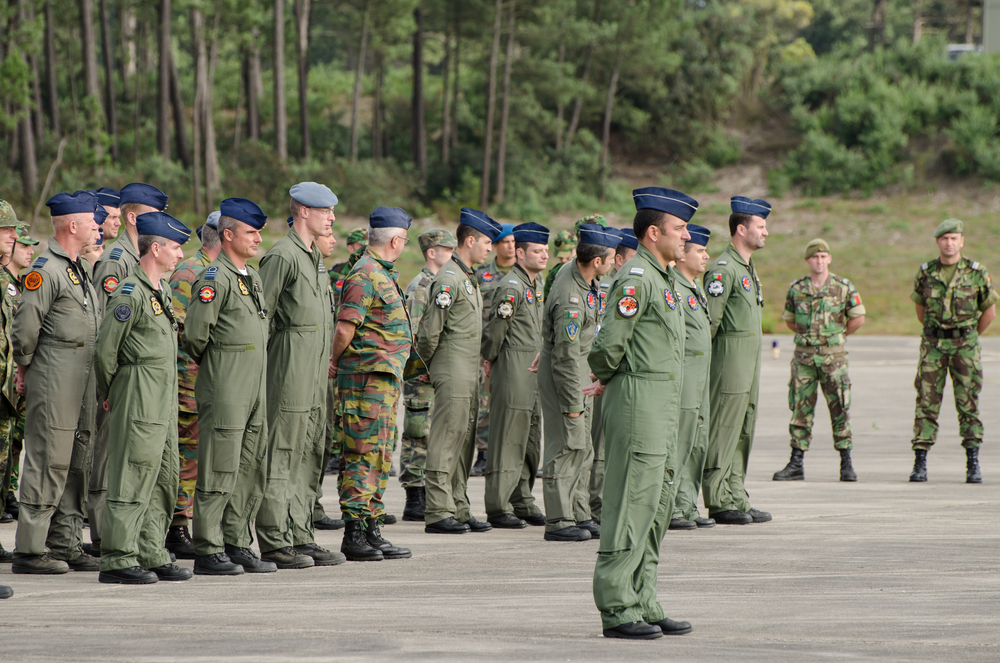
[{"xmin": 126, "ymin": 421, "xmax": 168, "ymax": 467}]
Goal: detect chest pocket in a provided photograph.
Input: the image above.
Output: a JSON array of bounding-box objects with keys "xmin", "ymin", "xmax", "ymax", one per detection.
[
  {"xmin": 951, "ymin": 275, "xmax": 980, "ymax": 320},
  {"xmin": 377, "ymin": 288, "xmax": 407, "ymax": 330}
]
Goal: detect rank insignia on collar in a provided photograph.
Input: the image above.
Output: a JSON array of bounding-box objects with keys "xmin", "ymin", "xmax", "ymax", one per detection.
[
  {"xmin": 198, "ymin": 285, "xmax": 216, "ymax": 303},
  {"xmin": 664, "ymin": 288, "xmax": 676, "ymax": 310},
  {"xmin": 707, "ymin": 280, "xmax": 724, "ymax": 296},
  {"xmin": 150, "ymin": 296, "xmax": 163, "ymax": 315},
  {"xmin": 238, "ymin": 279, "xmax": 250, "ymax": 296},
  {"xmin": 617, "ymin": 296, "xmax": 638, "ymax": 318},
  {"xmin": 525, "ymin": 289, "xmax": 534, "ymax": 304},
  {"xmin": 741, "ymin": 276, "xmax": 752, "ymax": 291},
  {"xmin": 687, "ymin": 295, "xmax": 699, "ymax": 310},
  {"xmin": 586, "ymin": 292, "xmax": 597, "ymax": 309},
  {"xmin": 103, "ymin": 275, "xmax": 118, "ymax": 293},
  {"xmin": 66, "ymin": 268, "xmax": 81, "ymax": 286}
]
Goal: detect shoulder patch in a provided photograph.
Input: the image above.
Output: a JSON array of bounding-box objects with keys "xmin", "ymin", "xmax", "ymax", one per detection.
[
  {"xmin": 617, "ymin": 296, "xmax": 639, "ymax": 318},
  {"xmin": 204, "ymin": 266, "xmax": 219, "ymax": 280},
  {"xmin": 565, "ymin": 321, "xmax": 579, "ymax": 341},
  {"xmin": 114, "ymin": 304, "xmax": 133, "ymax": 322},
  {"xmin": 109, "ymin": 247, "xmax": 124, "ymax": 261},
  {"xmin": 568, "ymin": 294, "xmax": 580, "ymax": 304},
  {"xmin": 24, "ymin": 272, "xmax": 43, "ymax": 291},
  {"xmin": 444, "ymin": 270, "xmax": 455, "ymax": 275},
  {"xmin": 31, "ymin": 257, "xmax": 48, "ymax": 269},
  {"xmin": 6, "ymin": 283, "xmax": 16, "ymax": 297},
  {"xmin": 600, "ymin": 282, "xmax": 610, "ymax": 289},
  {"xmin": 198, "ymin": 285, "xmax": 216, "ymax": 303},
  {"xmin": 972, "ymin": 261, "xmax": 981, "ymax": 270},
  {"xmin": 707, "ymin": 280, "xmax": 725, "ymax": 297},
  {"xmin": 434, "ymin": 290, "xmax": 453, "ymax": 309},
  {"xmin": 921, "ymin": 263, "xmax": 928, "ymax": 271},
  {"xmin": 496, "ymin": 301, "xmax": 514, "ymax": 319},
  {"xmin": 121, "ymin": 283, "xmax": 136, "ymax": 295},
  {"xmin": 102, "ymin": 275, "xmax": 119, "ymax": 293},
  {"xmin": 508, "ymin": 280, "xmax": 518, "ymax": 284},
  {"xmin": 629, "ymin": 267, "xmax": 644, "ymax": 275}
]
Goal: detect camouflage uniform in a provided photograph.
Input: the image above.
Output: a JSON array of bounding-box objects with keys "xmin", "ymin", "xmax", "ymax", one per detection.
[
  {"xmin": 335, "ymin": 248, "xmax": 412, "ymax": 521},
  {"xmin": 474, "ymin": 257, "xmax": 514, "ymax": 453},
  {"xmin": 400, "ymin": 267, "xmax": 435, "ymax": 488},
  {"xmin": 781, "ymin": 274, "xmax": 866, "ymax": 451},
  {"xmin": 910, "ymin": 258, "xmax": 998, "ymax": 450},
  {"xmin": 0, "ymin": 268, "xmax": 25, "ymax": 498},
  {"xmin": 168, "ymin": 249, "xmax": 214, "ymax": 526},
  {"xmin": 0, "ymin": 261, "xmax": 18, "ymax": 516}
]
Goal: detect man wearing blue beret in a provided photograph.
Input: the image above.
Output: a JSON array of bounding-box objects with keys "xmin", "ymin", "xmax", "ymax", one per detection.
[
  {"xmin": 253, "ymin": 183, "xmax": 345, "ymax": 569},
  {"xmin": 94, "ymin": 212, "xmax": 194, "ymax": 584},
  {"xmin": 588, "ymin": 187, "xmax": 694, "ymax": 639},
  {"xmin": 481, "ymin": 222, "xmax": 550, "ymax": 530},
  {"xmin": 330, "ymin": 206, "xmax": 413, "ymax": 561},
  {"xmin": 669, "ymin": 224, "xmax": 716, "ymax": 530},
  {"xmin": 95, "ymin": 187, "xmax": 122, "ymax": 244},
  {"xmin": 418, "ymin": 207, "xmax": 501, "ymax": 534},
  {"xmin": 11, "ymin": 191, "xmax": 102, "ymax": 574},
  {"xmin": 182, "ymin": 197, "xmax": 273, "ymax": 576},
  {"xmin": 702, "ymin": 196, "xmax": 772, "ymax": 525}
]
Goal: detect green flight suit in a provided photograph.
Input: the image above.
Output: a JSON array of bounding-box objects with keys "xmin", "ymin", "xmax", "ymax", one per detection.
[
  {"xmin": 12, "ymin": 239, "xmax": 99, "ymax": 559},
  {"xmin": 94, "ymin": 266, "xmax": 178, "ymax": 572},
  {"xmin": 588, "ymin": 275, "xmax": 612, "ymax": 523},
  {"xmin": 89, "ymin": 232, "xmax": 139, "ymax": 547},
  {"xmin": 539, "ymin": 261, "xmax": 600, "ymax": 532},
  {"xmin": 481, "ymin": 263, "xmax": 543, "ymax": 519},
  {"xmin": 474, "ymin": 257, "xmax": 514, "ymax": 452},
  {"xmin": 181, "ymin": 250, "xmax": 270, "ymax": 556},
  {"xmin": 703, "ymin": 243, "xmax": 763, "ymax": 515},
  {"xmin": 417, "ymin": 255, "xmax": 483, "ymax": 524},
  {"xmin": 671, "ymin": 269, "xmax": 712, "ymax": 522},
  {"xmin": 255, "ymin": 229, "xmax": 334, "ymax": 553},
  {"xmin": 588, "ymin": 244, "xmax": 685, "ymax": 630}
]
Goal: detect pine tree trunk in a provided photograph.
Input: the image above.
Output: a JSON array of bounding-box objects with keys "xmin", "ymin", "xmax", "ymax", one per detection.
[
  {"xmin": 870, "ymin": 0, "xmax": 886, "ymax": 51},
  {"xmin": 19, "ymin": 115, "xmax": 38, "ymax": 197},
  {"xmin": 248, "ymin": 31, "xmax": 263, "ymax": 141},
  {"xmin": 350, "ymin": 1, "xmax": 370, "ymax": 163},
  {"xmin": 121, "ymin": 5, "xmax": 136, "ymax": 95},
  {"xmin": 600, "ymin": 50, "xmax": 622, "ymax": 172},
  {"xmin": 450, "ymin": 0, "xmax": 461, "ymax": 159},
  {"xmin": 44, "ymin": 0, "xmax": 60, "ymax": 135},
  {"xmin": 295, "ymin": 0, "xmax": 311, "ymax": 159},
  {"xmin": 565, "ymin": 0, "xmax": 601, "ymax": 150},
  {"xmin": 205, "ymin": 9, "xmax": 221, "ymax": 200},
  {"xmin": 29, "ymin": 52, "xmax": 43, "ymax": 148},
  {"xmin": 169, "ymin": 49, "xmax": 190, "ymax": 168},
  {"xmin": 192, "ymin": 9, "xmax": 205, "ymax": 217},
  {"xmin": 411, "ymin": 1, "xmax": 427, "ymax": 177},
  {"xmin": 440, "ymin": 3, "xmax": 451, "ymax": 165},
  {"xmin": 79, "ymin": 0, "xmax": 104, "ymax": 157},
  {"xmin": 372, "ymin": 51, "xmax": 383, "ymax": 160},
  {"xmin": 157, "ymin": 0, "xmax": 171, "ymax": 158},
  {"xmin": 965, "ymin": 0, "xmax": 975, "ymax": 44},
  {"xmin": 494, "ymin": 0, "xmax": 515, "ymax": 204},
  {"xmin": 273, "ymin": 0, "xmax": 288, "ymax": 161},
  {"xmin": 99, "ymin": 0, "xmax": 118, "ymax": 159},
  {"xmin": 555, "ymin": 33, "xmax": 565, "ymax": 150},
  {"xmin": 479, "ymin": 0, "xmax": 502, "ymax": 209}
]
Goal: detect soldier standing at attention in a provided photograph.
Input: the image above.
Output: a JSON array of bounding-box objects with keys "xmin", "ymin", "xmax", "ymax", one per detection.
[
  {"xmin": 255, "ymin": 182, "xmax": 344, "ymax": 570},
  {"xmin": 94, "ymin": 212, "xmax": 194, "ymax": 584},
  {"xmin": 669, "ymin": 224, "xmax": 716, "ymax": 530},
  {"xmin": 164, "ymin": 212, "xmax": 221, "ymax": 560},
  {"xmin": 95, "ymin": 188, "xmax": 122, "ymax": 242},
  {"xmin": 773, "ymin": 239, "xmax": 866, "ymax": 482},
  {"xmin": 181, "ymin": 197, "xmax": 273, "ymax": 576},
  {"xmin": 0, "ymin": 202, "xmax": 24, "ymax": 566},
  {"xmin": 908, "ymin": 219, "xmax": 997, "ymax": 483},
  {"xmin": 330, "ymin": 207, "xmax": 413, "ymax": 562},
  {"xmin": 12, "ymin": 191, "xmax": 101, "ymax": 574},
  {"xmin": 481, "ymin": 222, "xmax": 550, "ymax": 529},
  {"xmin": 588, "ymin": 187, "xmax": 694, "ymax": 639},
  {"xmin": 419, "ymin": 208, "xmax": 501, "ymax": 534},
  {"xmin": 543, "ymin": 230, "xmax": 578, "ymax": 299},
  {"xmin": 702, "ymin": 196, "xmax": 772, "ymax": 526},
  {"xmin": 539, "ymin": 224, "xmax": 618, "ymax": 542},
  {"xmin": 472, "ymin": 223, "xmax": 515, "ymax": 477},
  {"xmin": 400, "ymin": 229, "xmax": 458, "ymax": 522},
  {"xmin": 89, "ymin": 182, "xmax": 169, "ymax": 555}
]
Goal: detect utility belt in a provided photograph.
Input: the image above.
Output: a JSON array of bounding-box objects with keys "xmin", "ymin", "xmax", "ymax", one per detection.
[
  {"xmin": 794, "ymin": 344, "xmax": 844, "ymax": 356},
  {"xmin": 923, "ymin": 326, "xmax": 972, "ymax": 340}
]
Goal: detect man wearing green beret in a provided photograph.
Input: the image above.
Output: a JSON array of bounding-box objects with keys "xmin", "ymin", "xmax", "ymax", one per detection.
[
  {"xmin": 908, "ymin": 219, "xmax": 997, "ymax": 483},
  {"xmin": 773, "ymin": 239, "xmax": 866, "ymax": 483},
  {"xmin": 0, "ymin": 202, "xmax": 23, "ymax": 565}
]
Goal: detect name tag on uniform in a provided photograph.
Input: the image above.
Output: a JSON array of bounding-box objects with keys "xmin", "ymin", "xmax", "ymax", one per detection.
[{"xmin": 629, "ymin": 267, "xmax": 644, "ymax": 275}]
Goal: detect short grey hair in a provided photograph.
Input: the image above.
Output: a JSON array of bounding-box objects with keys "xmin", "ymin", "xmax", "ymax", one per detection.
[
  {"xmin": 217, "ymin": 215, "xmax": 240, "ymax": 239},
  {"xmin": 138, "ymin": 234, "xmax": 171, "ymax": 256},
  {"xmin": 201, "ymin": 224, "xmax": 221, "ymax": 250},
  {"xmin": 368, "ymin": 226, "xmax": 405, "ymax": 248}
]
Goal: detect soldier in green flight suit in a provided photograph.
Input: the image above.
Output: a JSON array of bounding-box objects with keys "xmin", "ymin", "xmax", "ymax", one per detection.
[
  {"xmin": 702, "ymin": 196, "xmax": 773, "ymax": 526},
  {"xmin": 539, "ymin": 224, "xmax": 618, "ymax": 543},
  {"xmin": 255, "ymin": 182, "xmax": 344, "ymax": 570},
  {"xmin": 400, "ymin": 229, "xmax": 458, "ymax": 521},
  {"xmin": 773, "ymin": 238, "xmax": 866, "ymax": 483},
  {"xmin": 89, "ymin": 183, "xmax": 168, "ymax": 554},
  {"xmin": 668, "ymin": 224, "xmax": 716, "ymax": 531},
  {"xmin": 0, "ymin": 202, "xmax": 23, "ymax": 564},
  {"xmin": 181, "ymin": 197, "xmax": 273, "ymax": 576},
  {"xmin": 12, "ymin": 191, "xmax": 102, "ymax": 574},
  {"xmin": 481, "ymin": 222, "xmax": 550, "ymax": 529},
  {"xmin": 94, "ymin": 212, "xmax": 195, "ymax": 584},
  {"xmin": 588, "ymin": 187, "xmax": 695, "ymax": 640},
  {"xmin": 419, "ymin": 208, "xmax": 502, "ymax": 534},
  {"xmin": 908, "ymin": 218, "xmax": 998, "ymax": 483}
]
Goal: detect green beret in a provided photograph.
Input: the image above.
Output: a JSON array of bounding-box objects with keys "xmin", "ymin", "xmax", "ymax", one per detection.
[
  {"xmin": 418, "ymin": 228, "xmax": 457, "ymax": 251},
  {"xmin": 934, "ymin": 218, "xmax": 963, "ymax": 238},
  {"xmin": 0, "ymin": 201, "xmax": 21, "ymax": 229},
  {"xmin": 552, "ymin": 230, "xmax": 578, "ymax": 259},
  {"xmin": 346, "ymin": 226, "xmax": 368, "ymax": 245},
  {"xmin": 573, "ymin": 214, "xmax": 608, "ymax": 237},
  {"xmin": 804, "ymin": 238, "xmax": 830, "ymax": 259}
]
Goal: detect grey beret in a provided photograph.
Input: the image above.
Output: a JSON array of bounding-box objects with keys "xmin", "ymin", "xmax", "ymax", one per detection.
[
  {"xmin": 205, "ymin": 211, "xmax": 221, "ymax": 229},
  {"xmin": 289, "ymin": 182, "xmax": 339, "ymax": 208}
]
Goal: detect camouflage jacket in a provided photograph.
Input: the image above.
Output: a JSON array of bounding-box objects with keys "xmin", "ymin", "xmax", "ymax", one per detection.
[
  {"xmin": 405, "ymin": 266, "xmax": 435, "ymax": 339},
  {"xmin": 910, "ymin": 257, "xmax": 999, "ymax": 331},
  {"xmin": 475, "ymin": 257, "xmax": 514, "ymax": 326},
  {"xmin": 782, "ymin": 272, "xmax": 866, "ymax": 348},
  {"xmin": 543, "ymin": 260, "xmax": 567, "ymax": 300},
  {"xmin": 170, "ymin": 248, "xmax": 214, "ymax": 413},
  {"xmin": 337, "ymin": 247, "xmax": 413, "ymax": 380},
  {"xmin": 0, "ymin": 268, "xmax": 17, "ymax": 411},
  {"xmin": 331, "ymin": 246, "xmax": 368, "ymax": 304}
]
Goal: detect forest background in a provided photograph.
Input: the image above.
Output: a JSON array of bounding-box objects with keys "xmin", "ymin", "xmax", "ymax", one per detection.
[{"xmin": 2, "ymin": 0, "xmax": 1000, "ymax": 336}]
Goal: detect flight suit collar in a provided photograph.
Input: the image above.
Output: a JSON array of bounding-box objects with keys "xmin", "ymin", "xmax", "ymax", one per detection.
[
  {"xmin": 287, "ymin": 227, "xmax": 317, "ymax": 261},
  {"xmin": 510, "ymin": 262, "xmax": 538, "ymax": 289},
  {"xmin": 216, "ymin": 248, "xmax": 245, "ymax": 275},
  {"xmin": 48, "ymin": 237, "xmax": 92, "ymax": 279},
  {"xmin": 569, "ymin": 260, "xmax": 598, "ymax": 294},
  {"xmin": 726, "ymin": 243, "xmax": 753, "ymax": 270},
  {"xmin": 119, "ymin": 231, "xmax": 139, "ymax": 260},
  {"xmin": 636, "ymin": 243, "xmax": 670, "ymax": 277},
  {"xmin": 451, "ymin": 254, "xmax": 475, "ymax": 279}
]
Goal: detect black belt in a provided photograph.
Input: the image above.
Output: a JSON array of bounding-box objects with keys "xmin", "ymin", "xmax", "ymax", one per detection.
[{"xmin": 923, "ymin": 326, "xmax": 971, "ymax": 339}]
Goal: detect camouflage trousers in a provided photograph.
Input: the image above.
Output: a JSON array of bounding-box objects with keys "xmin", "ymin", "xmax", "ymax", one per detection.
[
  {"xmin": 912, "ymin": 336, "xmax": 983, "ymax": 450},
  {"xmin": 475, "ymin": 364, "xmax": 490, "ymax": 452},
  {"xmin": 5, "ymin": 402, "xmax": 25, "ymax": 492},
  {"xmin": 0, "ymin": 411, "xmax": 13, "ymax": 506},
  {"xmin": 400, "ymin": 377, "xmax": 433, "ymax": 488},
  {"xmin": 788, "ymin": 348, "xmax": 853, "ymax": 451},
  {"xmin": 173, "ymin": 411, "xmax": 199, "ymax": 526},
  {"xmin": 336, "ymin": 372, "xmax": 400, "ymax": 521}
]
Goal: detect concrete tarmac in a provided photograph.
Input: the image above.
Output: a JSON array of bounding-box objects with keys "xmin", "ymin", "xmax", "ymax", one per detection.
[{"xmin": 2, "ymin": 336, "xmax": 999, "ymax": 662}]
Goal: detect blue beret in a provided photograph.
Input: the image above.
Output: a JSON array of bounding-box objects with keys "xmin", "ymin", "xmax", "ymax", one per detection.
[
  {"xmin": 205, "ymin": 211, "xmax": 220, "ymax": 229},
  {"xmin": 120, "ymin": 183, "xmax": 168, "ymax": 211},
  {"xmin": 731, "ymin": 196, "xmax": 771, "ymax": 219},
  {"xmin": 617, "ymin": 227, "xmax": 638, "ymax": 251},
  {"xmin": 47, "ymin": 190, "xmax": 99, "ymax": 217},
  {"xmin": 496, "ymin": 223, "xmax": 516, "ymax": 241},
  {"xmin": 95, "ymin": 205, "xmax": 108, "ymax": 225},
  {"xmin": 136, "ymin": 211, "xmax": 192, "ymax": 245},
  {"xmin": 579, "ymin": 224, "xmax": 621, "ymax": 249},
  {"xmin": 369, "ymin": 206, "xmax": 412, "ymax": 229},
  {"xmin": 96, "ymin": 227, "xmax": 104, "ymax": 246},
  {"xmin": 95, "ymin": 187, "xmax": 120, "ymax": 208},
  {"xmin": 686, "ymin": 223, "xmax": 711, "ymax": 246},
  {"xmin": 633, "ymin": 187, "xmax": 699, "ymax": 223},
  {"xmin": 221, "ymin": 197, "xmax": 268, "ymax": 230},
  {"xmin": 289, "ymin": 182, "xmax": 339, "ymax": 208},
  {"xmin": 459, "ymin": 207, "xmax": 502, "ymax": 241},
  {"xmin": 512, "ymin": 222, "xmax": 549, "ymax": 245}
]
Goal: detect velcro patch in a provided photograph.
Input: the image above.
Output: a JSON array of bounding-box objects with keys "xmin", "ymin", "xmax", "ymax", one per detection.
[
  {"xmin": 435, "ymin": 291, "xmax": 453, "ymax": 309},
  {"xmin": 629, "ymin": 267, "xmax": 644, "ymax": 275},
  {"xmin": 622, "ymin": 285, "xmax": 635, "ymax": 296},
  {"xmin": 121, "ymin": 283, "xmax": 136, "ymax": 295},
  {"xmin": 617, "ymin": 296, "xmax": 638, "ymax": 318},
  {"xmin": 497, "ymin": 301, "xmax": 514, "ymax": 319},
  {"xmin": 24, "ymin": 272, "xmax": 42, "ymax": 290},
  {"xmin": 198, "ymin": 285, "xmax": 216, "ymax": 303},
  {"xmin": 565, "ymin": 322, "xmax": 579, "ymax": 341},
  {"xmin": 114, "ymin": 304, "xmax": 132, "ymax": 322},
  {"xmin": 109, "ymin": 247, "xmax": 123, "ymax": 261},
  {"xmin": 31, "ymin": 257, "xmax": 48, "ymax": 268},
  {"xmin": 103, "ymin": 275, "xmax": 119, "ymax": 293},
  {"xmin": 707, "ymin": 280, "xmax": 724, "ymax": 296}
]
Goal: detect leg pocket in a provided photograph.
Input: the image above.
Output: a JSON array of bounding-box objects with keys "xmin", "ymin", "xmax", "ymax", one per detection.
[
  {"xmin": 627, "ymin": 451, "xmax": 666, "ymax": 507},
  {"xmin": 125, "ymin": 421, "xmax": 168, "ymax": 467},
  {"xmin": 342, "ymin": 397, "xmax": 382, "ymax": 456},
  {"xmin": 209, "ymin": 428, "xmax": 243, "ymax": 475}
]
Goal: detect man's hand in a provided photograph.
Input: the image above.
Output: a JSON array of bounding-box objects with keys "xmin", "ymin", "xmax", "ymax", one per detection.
[
  {"xmin": 328, "ymin": 356, "xmax": 337, "ymax": 379},
  {"xmin": 565, "ymin": 411, "xmax": 581, "ymax": 418},
  {"xmin": 582, "ymin": 380, "xmax": 605, "ymax": 398},
  {"xmin": 102, "ymin": 399, "xmax": 110, "ymax": 412},
  {"xmin": 527, "ymin": 352, "xmax": 540, "ymax": 374},
  {"xmin": 15, "ymin": 365, "xmax": 26, "ymax": 396},
  {"xmin": 484, "ymin": 359, "xmax": 493, "ymax": 379}
]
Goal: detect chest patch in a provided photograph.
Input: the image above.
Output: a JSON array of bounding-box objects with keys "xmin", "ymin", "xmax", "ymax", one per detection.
[
  {"xmin": 198, "ymin": 285, "xmax": 216, "ymax": 303},
  {"xmin": 586, "ymin": 292, "xmax": 597, "ymax": 309},
  {"xmin": 708, "ymin": 280, "xmax": 724, "ymax": 297},
  {"xmin": 238, "ymin": 279, "xmax": 250, "ymax": 296},
  {"xmin": 6, "ymin": 283, "xmax": 16, "ymax": 297},
  {"xmin": 525, "ymin": 289, "xmax": 534, "ymax": 305},
  {"xmin": 741, "ymin": 276, "xmax": 752, "ymax": 291},
  {"xmin": 687, "ymin": 295, "xmax": 699, "ymax": 310},
  {"xmin": 24, "ymin": 272, "xmax": 42, "ymax": 290},
  {"xmin": 435, "ymin": 290, "xmax": 453, "ymax": 309},
  {"xmin": 66, "ymin": 268, "xmax": 81, "ymax": 286},
  {"xmin": 664, "ymin": 288, "xmax": 676, "ymax": 310},
  {"xmin": 103, "ymin": 275, "xmax": 119, "ymax": 293},
  {"xmin": 480, "ymin": 271, "xmax": 495, "ymax": 283},
  {"xmin": 497, "ymin": 301, "xmax": 514, "ymax": 319},
  {"xmin": 536, "ymin": 290, "xmax": 543, "ymax": 303},
  {"xmin": 599, "ymin": 292, "xmax": 607, "ymax": 316},
  {"xmin": 464, "ymin": 279, "xmax": 474, "ymax": 295},
  {"xmin": 617, "ymin": 296, "xmax": 638, "ymax": 318},
  {"xmin": 150, "ymin": 296, "xmax": 163, "ymax": 315},
  {"xmin": 114, "ymin": 304, "xmax": 132, "ymax": 321}
]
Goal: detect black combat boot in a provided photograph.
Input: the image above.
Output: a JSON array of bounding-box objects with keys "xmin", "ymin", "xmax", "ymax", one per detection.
[
  {"xmin": 909, "ymin": 449, "xmax": 928, "ymax": 482},
  {"xmin": 366, "ymin": 518, "xmax": 412, "ymax": 559},
  {"xmin": 402, "ymin": 486, "xmax": 426, "ymax": 522},
  {"xmin": 772, "ymin": 448, "xmax": 805, "ymax": 481},
  {"xmin": 966, "ymin": 446, "xmax": 982, "ymax": 484},
  {"xmin": 165, "ymin": 525, "xmax": 197, "ymax": 559},
  {"xmin": 839, "ymin": 449, "xmax": 857, "ymax": 482},
  {"xmin": 470, "ymin": 450, "xmax": 487, "ymax": 477},
  {"xmin": 340, "ymin": 519, "xmax": 383, "ymax": 562}
]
